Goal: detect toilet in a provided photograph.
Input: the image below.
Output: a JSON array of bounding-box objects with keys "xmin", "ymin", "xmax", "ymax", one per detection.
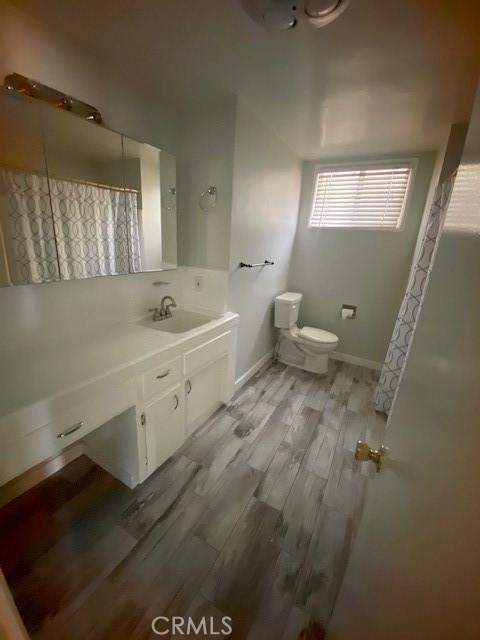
[{"xmin": 274, "ymin": 292, "xmax": 339, "ymax": 374}]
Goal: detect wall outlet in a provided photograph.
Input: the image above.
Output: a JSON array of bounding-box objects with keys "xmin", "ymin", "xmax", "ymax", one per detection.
[{"xmin": 194, "ymin": 276, "xmax": 203, "ymax": 292}]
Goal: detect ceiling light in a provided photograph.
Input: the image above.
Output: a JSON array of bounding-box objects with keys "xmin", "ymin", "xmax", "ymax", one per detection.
[
  {"xmin": 263, "ymin": 6, "xmax": 297, "ymax": 30},
  {"xmin": 304, "ymin": 0, "xmax": 349, "ymax": 28},
  {"xmin": 239, "ymin": 0, "xmax": 350, "ymax": 30},
  {"xmin": 304, "ymin": 0, "xmax": 339, "ymax": 17}
]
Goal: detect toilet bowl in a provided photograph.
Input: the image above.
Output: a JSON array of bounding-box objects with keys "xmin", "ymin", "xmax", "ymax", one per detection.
[{"xmin": 274, "ymin": 292, "xmax": 339, "ymax": 374}]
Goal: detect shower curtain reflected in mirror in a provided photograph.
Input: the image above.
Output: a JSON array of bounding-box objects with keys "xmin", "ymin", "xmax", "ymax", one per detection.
[
  {"xmin": 50, "ymin": 178, "xmax": 130, "ymax": 280},
  {"xmin": 0, "ymin": 168, "xmax": 142, "ymax": 285},
  {"xmin": 0, "ymin": 168, "xmax": 59, "ymax": 285}
]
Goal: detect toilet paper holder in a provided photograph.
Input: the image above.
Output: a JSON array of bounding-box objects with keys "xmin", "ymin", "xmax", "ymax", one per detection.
[{"xmin": 341, "ymin": 304, "xmax": 357, "ymax": 319}]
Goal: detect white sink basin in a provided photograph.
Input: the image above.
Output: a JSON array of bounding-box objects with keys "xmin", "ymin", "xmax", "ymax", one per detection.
[{"xmin": 139, "ymin": 309, "xmax": 216, "ymax": 334}]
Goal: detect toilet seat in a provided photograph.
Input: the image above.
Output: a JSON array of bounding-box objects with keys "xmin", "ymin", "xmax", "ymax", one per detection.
[
  {"xmin": 298, "ymin": 326, "xmax": 338, "ymax": 346},
  {"xmin": 284, "ymin": 325, "xmax": 338, "ymax": 349}
]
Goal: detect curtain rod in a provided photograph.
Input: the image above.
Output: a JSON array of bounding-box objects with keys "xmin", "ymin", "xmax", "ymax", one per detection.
[{"xmin": 0, "ymin": 163, "xmax": 138, "ymax": 194}]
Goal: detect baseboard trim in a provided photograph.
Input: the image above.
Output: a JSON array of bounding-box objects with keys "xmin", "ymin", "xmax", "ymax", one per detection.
[
  {"xmin": 331, "ymin": 351, "xmax": 383, "ymax": 371},
  {"xmin": 235, "ymin": 351, "xmax": 273, "ymax": 391}
]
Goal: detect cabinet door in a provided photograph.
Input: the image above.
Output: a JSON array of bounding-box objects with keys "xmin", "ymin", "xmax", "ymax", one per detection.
[
  {"xmin": 145, "ymin": 384, "xmax": 184, "ymax": 476},
  {"xmin": 185, "ymin": 356, "xmax": 227, "ymax": 435}
]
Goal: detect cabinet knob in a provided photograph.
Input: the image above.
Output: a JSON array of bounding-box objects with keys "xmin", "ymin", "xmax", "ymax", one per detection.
[
  {"xmin": 156, "ymin": 369, "xmax": 170, "ymax": 380},
  {"xmin": 186, "ymin": 380, "xmax": 192, "ymax": 394},
  {"xmin": 174, "ymin": 394, "xmax": 179, "ymax": 410}
]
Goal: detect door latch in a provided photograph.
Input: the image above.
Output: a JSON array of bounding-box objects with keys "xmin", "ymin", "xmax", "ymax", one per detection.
[{"xmin": 355, "ymin": 440, "xmax": 387, "ymax": 472}]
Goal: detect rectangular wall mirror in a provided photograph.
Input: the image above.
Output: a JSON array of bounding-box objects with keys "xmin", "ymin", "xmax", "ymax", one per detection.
[
  {"xmin": 0, "ymin": 87, "xmax": 177, "ymax": 287},
  {"xmin": 41, "ymin": 101, "xmax": 130, "ymax": 280},
  {"xmin": 123, "ymin": 139, "xmax": 177, "ymax": 272}
]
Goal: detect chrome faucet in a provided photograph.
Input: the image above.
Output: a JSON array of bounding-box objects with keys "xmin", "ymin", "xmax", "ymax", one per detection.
[{"xmin": 149, "ymin": 295, "xmax": 177, "ymax": 321}]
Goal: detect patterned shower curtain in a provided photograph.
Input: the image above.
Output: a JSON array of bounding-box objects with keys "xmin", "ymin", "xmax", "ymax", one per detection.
[
  {"xmin": 0, "ymin": 168, "xmax": 60, "ymax": 284},
  {"xmin": 125, "ymin": 190, "xmax": 142, "ymax": 273},
  {"xmin": 50, "ymin": 178, "xmax": 132, "ymax": 280},
  {"xmin": 374, "ymin": 176, "xmax": 455, "ymax": 415},
  {"xmin": 0, "ymin": 168, "xmax": 142, "ymax": 283}
]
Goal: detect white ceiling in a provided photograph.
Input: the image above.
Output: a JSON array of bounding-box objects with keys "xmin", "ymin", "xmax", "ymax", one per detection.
[{"xmin": 13, "ymin": 0, "xmax": 480, "ymax": 159}]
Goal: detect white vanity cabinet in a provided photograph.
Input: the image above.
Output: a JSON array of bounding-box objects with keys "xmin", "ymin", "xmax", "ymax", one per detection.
[
  {"xmin": 0, "ymin": 373, "xmax": 138, "ymax": 488},
  {"xmin": 185, "ymin": 356, "xmax": 227, "ymax": 436},
  {"xmin": 183, "ymin": 330, "xmax": 236, "ymax": 436},
  {"xmin": 143, "ymin": 384, "xmax": 185, "ymax": 476},
  {"xmin": 141, "ymin": 329, "xmax": 237, "ymax": 476},
  {"xmin": 0, "ymin": 313, "xmax": 239, "ymax": 491}
]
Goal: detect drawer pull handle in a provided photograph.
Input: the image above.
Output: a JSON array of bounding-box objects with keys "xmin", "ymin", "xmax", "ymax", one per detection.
[
  {"xmin": 156, "ymin": 369, "xmax": 171, "ymax": 380},
  {"xmin": 186, "ymin": 380, "xmax": 192, "ymax": 394},
  {"xmin": 174, "ymin": 394, "xmax": 179, "ymax": 410},
  {"xmin": 57, "ymin": 421, "xmax": 84, "ymax": 439}
]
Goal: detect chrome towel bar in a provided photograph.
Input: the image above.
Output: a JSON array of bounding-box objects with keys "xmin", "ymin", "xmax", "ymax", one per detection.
[{"xmin": 239, "ymin": 260, "xmax": 274, "ymax": 268}]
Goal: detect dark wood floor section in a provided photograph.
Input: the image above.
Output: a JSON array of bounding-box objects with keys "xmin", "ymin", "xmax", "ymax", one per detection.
[{"xmin": 0, "ymin": 360, "xmax": 386, "ymax": 639}]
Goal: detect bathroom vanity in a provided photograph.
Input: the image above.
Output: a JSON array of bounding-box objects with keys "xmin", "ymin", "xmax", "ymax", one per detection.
[
  {"xmin": 0, "ymin": 80, "xmax": 239, "ymax": 495},
  {"xmin": 0, "ymin": 309, "xmax": 239, "ymax": 489}
]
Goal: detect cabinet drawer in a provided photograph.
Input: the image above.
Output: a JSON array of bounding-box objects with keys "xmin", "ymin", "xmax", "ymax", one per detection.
[
  {"xmin": 0, "ymin": 422, "xmax": 63, "ymax": 486},
  {"xmin": 50, "ymin": 377, "xmax": 136, "ymax": 444},
  {"xmin": 142, "ymin": 357, "xmax": 181, "ymax": 401},
  {"xmin": 184, "ymin": 331, "xmax": 231, "ymax": 376},
  {"xmin": 0, "ymin": 377, "xmax": 137, "ymax": 486},
  {"xmin": 0, "ymin": 410, "xmax": 92, "ymax": 486}
]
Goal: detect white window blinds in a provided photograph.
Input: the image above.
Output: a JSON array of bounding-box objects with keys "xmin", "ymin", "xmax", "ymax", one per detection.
[
  {"xmin": 309, "ymin": 163, "xmax": 413, "ymax": 229},
  {"xmin": 444, "ymin": 163, "xmax": 480, "ymax": 233}
]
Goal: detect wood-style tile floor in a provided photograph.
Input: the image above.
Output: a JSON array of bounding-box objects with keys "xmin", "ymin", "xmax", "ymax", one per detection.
[{"xmin": 0, "ymin": 360, "xmax": 386, "ymax": 639}]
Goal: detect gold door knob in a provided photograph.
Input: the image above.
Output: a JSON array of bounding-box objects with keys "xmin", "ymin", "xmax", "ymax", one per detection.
[{"xmin": 355, "ymin": 440, "xmax": 387, "ymax": 472}]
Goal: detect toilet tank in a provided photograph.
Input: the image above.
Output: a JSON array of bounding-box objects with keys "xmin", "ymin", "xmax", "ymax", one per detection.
[{"xmin": 274, "ymin": 292, "xmax": 303, "ymax": 328}]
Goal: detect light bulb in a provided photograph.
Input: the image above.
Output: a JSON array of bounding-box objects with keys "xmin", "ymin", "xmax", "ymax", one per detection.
[
  {"xmin": 263, "ymin": 6, "xmax": 296, "ymax": 30},
  {"xmin": 304, "ymin": 0, "xmax": 340, "ymax": 18}
]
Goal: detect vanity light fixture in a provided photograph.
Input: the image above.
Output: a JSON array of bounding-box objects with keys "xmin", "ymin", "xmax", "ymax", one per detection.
[
  {"xmin": 199, "ymin": 186, "xmax": 218, "ymax": 212},
  {"xmin": 4, "ymin": 73, "xmax": 103, "ymax": 123}
]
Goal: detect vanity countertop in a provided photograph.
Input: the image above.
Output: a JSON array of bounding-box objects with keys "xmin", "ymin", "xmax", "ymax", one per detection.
[{"xmin": 0, "ymin": 311, "xmax": 239, "ymax": 419}]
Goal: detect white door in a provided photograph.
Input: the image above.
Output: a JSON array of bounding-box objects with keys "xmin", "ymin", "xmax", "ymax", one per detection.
[
  {"xmin": 185, "ymin": 356, "xmax": 226, "ymax": 435},
  {"xmin": 145, "ymin": 384, "xmax": 185, "ymax": 475},
  {"xmin": 329, "ymin": 91, "xmax": 480, "ymax": 639}
]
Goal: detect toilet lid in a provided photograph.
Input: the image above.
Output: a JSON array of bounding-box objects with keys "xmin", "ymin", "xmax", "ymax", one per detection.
[{"xmin": 299, "ymin": 326, "xmax": 338, "ymax": 345}]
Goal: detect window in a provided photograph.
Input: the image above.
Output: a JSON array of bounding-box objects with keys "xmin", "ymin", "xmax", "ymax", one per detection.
[
  {"xmin": 444, "ymin": 163, "xmax": 480, "ymax": 233},
  {"xmin": 309, "ymin": 161, "xmax": 413, "ymax": 230}
]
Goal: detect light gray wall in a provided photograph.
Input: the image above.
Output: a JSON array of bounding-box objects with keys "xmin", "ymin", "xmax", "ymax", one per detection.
[
  {"xmin": 177, "ymin": 99, "xmax": 236, "ymax": 270},
  {"xmin": 288, "ymin": 153, "xmax": 435, "ymax": 364},
  {"xmin": 0, "ymin": 1, "xmax": 181, "ymax": 350},
  {"xmin": 228, "ymin": 103, "xmax": 302, "ymax": 379}
]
